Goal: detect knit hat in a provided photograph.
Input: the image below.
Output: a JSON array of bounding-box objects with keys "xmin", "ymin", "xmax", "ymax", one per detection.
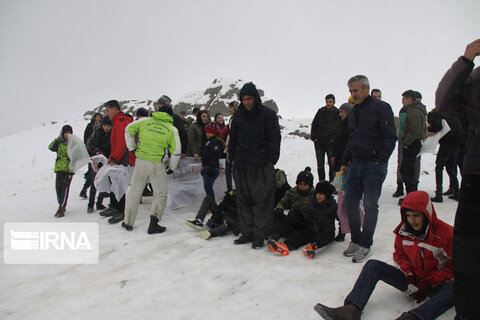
[
  {"xmin": 136, "ymin": 107, "xmax": 149, "ymax": 118},
  {"xmin": 315, "ymin": 180, "xmax": 336, "ymax": 198},
  {"xmin": 296, "ymin": 166, "xmax": 314, "ymax": 187},
  {"xmin": 159, "ymin": 105, "xmax": 173, "ymax": 116},
  {"xmin": 239, "ymin": 82, "xmax": 261, "ymax": 103},
  {"xmin": 101, "ymin": 117, "xmax": 113, "ymax": 126},
  {"xmin": 339, "ymin": 103, "xmax": 353, "ymax": 113},
  {"xmin": 204, "ymin": 122, "xmax": 221, "ymax": 136},
  {"xmin": 157, "ymin": 95, "xmax": 172, "ymax": 107}
]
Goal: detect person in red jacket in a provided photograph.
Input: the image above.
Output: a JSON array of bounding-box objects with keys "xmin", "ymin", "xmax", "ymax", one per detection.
[
  {"xmin": 99, "ymin": 100, "xmax": 136, "ymax": 224},
  {"xmin": 314, "ymin": 191, "xmax": 454, "ymax": 320}
]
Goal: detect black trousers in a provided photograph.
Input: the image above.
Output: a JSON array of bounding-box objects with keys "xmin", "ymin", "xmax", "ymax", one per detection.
[
  {"xmin": 453, "ymin": 175, "xmax": 480, "ymax": 319},
  {"xmin": 233, "ymin": 164, "xmax": 275, "ymax": 240},
  {"xmin": 435, "ymin": 143, "xmax": 459, "ymax": 194},
  {"xmin": 400, "ymin": 140, "xmax": 421, "ymax": 194},
  {"xmin": 314, "ymin": 140, "xmax": 335, "ymax": 181},
  {"xmin": 110, "ymin": 192, "xmax": 125, "ymax": 213},
  {"xmin": 55, "ymin": 171, "xmax": 73, "ymax": 208}
]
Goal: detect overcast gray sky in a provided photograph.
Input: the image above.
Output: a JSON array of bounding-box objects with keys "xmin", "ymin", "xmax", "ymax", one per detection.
[{"xmin": 1, "ymin": 0, "xmax": 479, "ymax": 137}]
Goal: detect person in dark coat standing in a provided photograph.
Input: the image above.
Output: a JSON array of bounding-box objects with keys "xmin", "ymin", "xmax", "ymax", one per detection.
[
  {"xmin": 341, "ymin": 75, "xmax": 397, "ymax": 263},
  {"xmin": 228, "ymin": 82, "xmax": 281, "ymax": 249},
  {"xmin": 435, "ymin": 38, "xmax": 480, "ymax": 320},
  {"xmin": 332, "ymin": 103, "xmax": 353, "ymax": 174},
  {"xmin": 427, "ymin": 109, "xmax": 464, "ymax": 202},
  {"xmin": 310, "ymin": 94, "xmax": 341, "ymax": 181}
]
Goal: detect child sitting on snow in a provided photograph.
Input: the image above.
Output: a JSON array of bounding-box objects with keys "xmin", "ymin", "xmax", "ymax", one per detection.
[
  {"xmin": 186, "ymin": 190, "xmax": 240, "ymax": 240},
  {"xmin": 271, "ymin": 167, "xmax": 315, "ymax": 230},
  {"xmin": 268, "ymin": 181, "xmax": 337, "ymax": 257}
]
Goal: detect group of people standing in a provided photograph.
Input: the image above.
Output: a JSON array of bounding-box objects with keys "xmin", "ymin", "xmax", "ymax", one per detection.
[{"xmin": 47, "ymin": 39, "xmax": 480, "ymax": 320}]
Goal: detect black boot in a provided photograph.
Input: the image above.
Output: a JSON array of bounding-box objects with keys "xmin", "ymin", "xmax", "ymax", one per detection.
[
  {"xmin": 148, "ymin": 215, "xmax": 166, "ymax": 234},
  {"xmin": 234, "ymin": 234, "xmax": 253, "ymax": 245},
  {"xmin": 431, "ymin": 191, "xmax": 443, "ymax": 203},
  {"xmin": 79, "ymin": 188, "xmax": 88, "ymax": 199},
  {"xmin": 314, "ymin": 303, "xmax": 361, "ymax": 320},
  {"xmin": 442, "ymin": 188, "xmax": 453, "ymax": 196},
  {"xmin": 448, "ymin": 190, "xmax": 459, "ymax": 201},
  {"xmin": 392, "ymin": 185, "xmax": 404, "ymax": 198}
]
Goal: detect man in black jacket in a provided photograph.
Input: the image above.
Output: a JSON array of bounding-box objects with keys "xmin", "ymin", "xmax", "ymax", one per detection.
[
  {"xmin": 341, "ymin": 75, "xmax": 397, "ymax": 263},
  {"xmin": 228, "ymin": 82, "xmax": 281, "ymax": 249},
  {"xmin": 310, "ymin": 94, "xmax": 340, "ymax": 181}
]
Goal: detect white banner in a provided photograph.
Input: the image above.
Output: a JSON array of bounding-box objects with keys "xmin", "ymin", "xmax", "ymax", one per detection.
[{"xmin": 167, "ymin": 157, "xmax": 229, "ymax": 209}]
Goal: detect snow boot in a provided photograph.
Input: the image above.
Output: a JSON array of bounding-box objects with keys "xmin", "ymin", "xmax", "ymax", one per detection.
[
  {"xmin": 314, "ymin": 303, "xmax": 361, "ymax": 320},
  {"xmin": 79, "ymin": 188, "xmax": 87, "ymax": 199},
  {"xmin": 392, "ymin": 185, "xmax": 404, "ymax": 198},
  {"xmin": 252, "ymin": 238, "xmax": 264, "ymax": 249},
  {"xmin": 234, "ymin": 234, "xmax": 253, "ymax": 245},
  {"xmin": 431, "ymin": 192, "xmax": 443, "ymax": 203},
  {"xmin": 147, "ymin": 215, "xmax": 166, "ymax": 234}
]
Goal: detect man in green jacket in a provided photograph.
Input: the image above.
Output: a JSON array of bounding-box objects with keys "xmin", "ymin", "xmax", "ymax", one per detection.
[
  {"xmin": 122, "ymin": 100, "xmax": 181, "ymax": 233},
  {"xmin": 399, "ymin": 90, "xmax": 427, "ymax": 198}
]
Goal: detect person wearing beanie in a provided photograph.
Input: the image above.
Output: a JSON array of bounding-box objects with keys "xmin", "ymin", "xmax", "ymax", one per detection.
[
  {"xmin": 310, "ymin": 93, "xmax": 341, "ymax": 182},
  {"xmin": 187, "ymin": 110, "xmax": 210, "ymax": 160},
  {"xmin": 229, "ymin": 82, "xmax": 281, "ymax": 249},
  {"xmin": 314, "ymin": 191, "xmax": 454, "ymax": 320},
  {"xmin": 121, "ymin": 96, "xmax": 181, "ymax": 234},
  {"xmin": 157, "ymin": 96, "xmax": 187, "ymax": 158},
  {"xmin": 185, "ymin": 122, "xmax": 226, "ymax": 230},
  {"xmin": 49, "ymin": 124, "xmax": 75, "ymax": 217},
  {"xmin": 268, "ymin": 180, "xmax": 337, "ymax": 257}
]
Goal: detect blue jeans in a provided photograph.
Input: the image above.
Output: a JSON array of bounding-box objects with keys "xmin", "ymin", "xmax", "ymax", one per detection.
[
  {"xmin": 345, "ymin": 161, "xmax": 387, "ymax": 248},
  {"xmin": 202, "ymin": 168, "xmax": 220, "ymax": 199},
  {"xmin": 345, "ymin": 260, "xmax": 454, "ymax": 320}
]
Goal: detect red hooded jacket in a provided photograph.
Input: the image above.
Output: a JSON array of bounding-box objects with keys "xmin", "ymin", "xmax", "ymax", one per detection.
[
  {"xmin": 393, "ymin": 191, "xmax": 453, "ymax": 287},
  {"xmin": 110, "ymin": 111, "xmax": 135, "ymax": 166}
]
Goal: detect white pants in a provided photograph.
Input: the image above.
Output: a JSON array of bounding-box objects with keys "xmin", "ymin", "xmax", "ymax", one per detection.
[{"xmin": 124, "ymin": 158, "xmax": 168, "ymax": 226}]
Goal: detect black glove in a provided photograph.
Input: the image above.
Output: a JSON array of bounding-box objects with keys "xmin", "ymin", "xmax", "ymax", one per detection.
[{"xmin": 410, "ymin": 280, "xmax": 431, "ymax": 303}]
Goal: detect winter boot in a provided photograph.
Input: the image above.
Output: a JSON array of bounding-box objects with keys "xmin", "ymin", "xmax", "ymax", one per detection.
[
  {"xmin": 121, "ymin": 222, "xmax": 133, "ymax": 231},
  {"xmin": 54, "ymin": 206, "xmax": 66, "ymax": 218},
  {"xmin": 99, "ymin": 207, "xmax": 117, "ymax": 217},
  {"xmin": 314, "ymin": 303, "xmax": 361, "ymax": 320},
  {"xmin": 147, "ymin": 215, "xmax": 166, "ymax": 234},
  {"xmin": 252, "ymin": 238, "xmax": 264, "ymax": 249},
  {"xmin": 234, "ymin": 233, "xmax": 253, "ymax": 245},
  {"xmin": 79, "ymin": 188, "xmax": 87, "ymax": 199},
  {"xmin": 392, "ymin": 185, "xmax": 404, "ymax": 198},
  {"xmin": 431, "ymin": 191, "xmax": 443, "ymax": 203},
  {"xmin": 108, "ymin": 212, "xmax": 124, "ymax": 224}
]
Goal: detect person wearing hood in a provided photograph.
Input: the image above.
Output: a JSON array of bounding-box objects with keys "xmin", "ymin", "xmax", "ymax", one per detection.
[
  {"xmin": 399, "ymin": 90, "xmax": 428, "ymax": 200},
  {"xmin": 187, "ymin": 109, "xmax": 210, "ymax": 161},
  {"xmin": 121, "ymin": 99, "xmax": 181, "ymax": 234},
  {"xmin": 228, "ymin": 82, "xmax": 281, "ymax": 249},
  {"xmin": 268, "ymin": 180, "xmax": 337, "ymax": 256},
  {"xmin": 49, "ymin": 125, "xmax": 74, "ymax": 217},
  {"xmin": 314, "ymin": 191, "xmax": 454, "ymax": 320},
  {"xmin": 80, "ymin": 112, "xmax": 103, "ymax": 199}
]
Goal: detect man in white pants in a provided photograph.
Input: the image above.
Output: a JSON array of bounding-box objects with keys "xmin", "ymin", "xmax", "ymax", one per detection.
[{"xmin": 122, "ymin": 95, "xmax": 181, "ymax": 233}]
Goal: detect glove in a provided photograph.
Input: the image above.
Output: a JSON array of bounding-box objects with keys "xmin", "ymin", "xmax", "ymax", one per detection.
[
  {"xmin": 166, "ymin": 169, "xmax": 174, "ymax": 175},
  {"xmin": 410, "ymin": 280, "xmax": 431, "ymax": 303},
  {"xmin": 405, "ymin": 274, "xmax": 418, "ymax": 295},
  {"xmin": 303, "ymin": 243, "xmax": 318, "ymax": 259}
]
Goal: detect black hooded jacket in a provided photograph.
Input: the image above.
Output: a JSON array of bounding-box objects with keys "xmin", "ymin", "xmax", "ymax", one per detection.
[{"xmin": 228, "ymin": 83, "xmax": 281, "ymax": 167}]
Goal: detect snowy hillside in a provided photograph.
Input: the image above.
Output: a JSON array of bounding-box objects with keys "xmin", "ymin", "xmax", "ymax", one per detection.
[{"xmin": 0, "ymin": 117, "xmax": 457, "ymax": 319}]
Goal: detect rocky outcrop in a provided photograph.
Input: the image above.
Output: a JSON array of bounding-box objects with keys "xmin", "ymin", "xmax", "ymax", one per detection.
[
  {"xmin": 83, "ymin": 100, "xmax": 155, "ymax": 119},
  {"xmin": 173, "ymin": 78, "xmax": 279, "ymax": 116}
]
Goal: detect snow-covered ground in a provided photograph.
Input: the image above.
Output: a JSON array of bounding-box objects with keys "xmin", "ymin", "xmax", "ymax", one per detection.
[{"xmin": 0, "ymin": 117, "xmax": 458, "ymax": 319}]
